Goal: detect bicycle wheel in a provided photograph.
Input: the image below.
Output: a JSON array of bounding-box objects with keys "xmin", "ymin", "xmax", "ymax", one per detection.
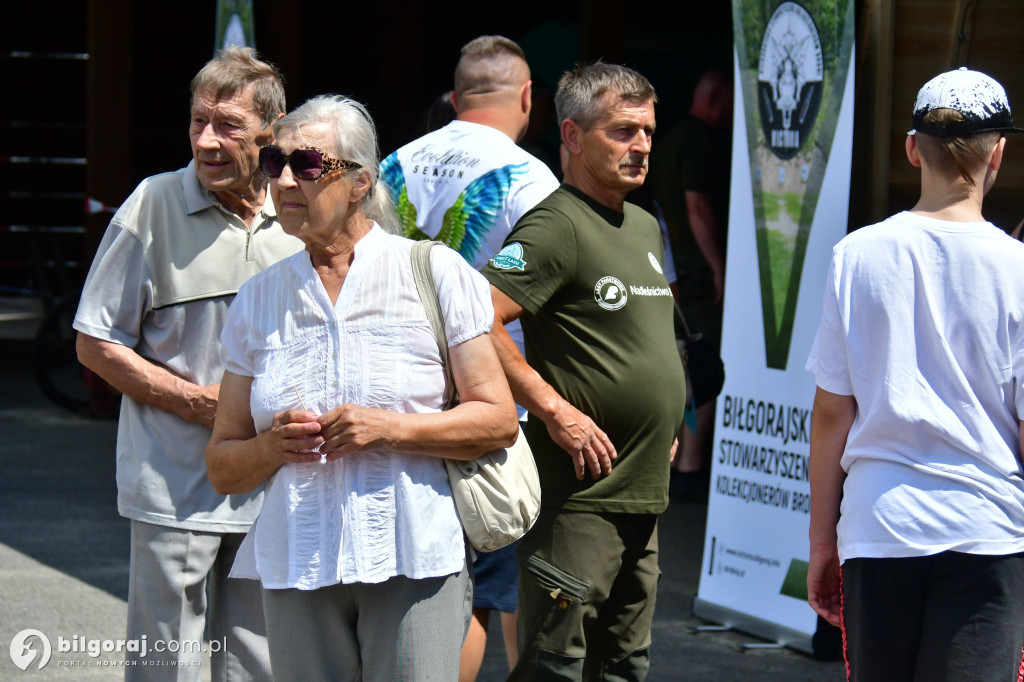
[{"xmin": 32, "ymin": 292, "xmax": 91, "ymax": 412}]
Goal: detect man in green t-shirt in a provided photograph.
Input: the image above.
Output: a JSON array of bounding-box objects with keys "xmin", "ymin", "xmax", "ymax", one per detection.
[{"xmin": 482, "ymin": 63, "xmax": 686, "ymax": 681}]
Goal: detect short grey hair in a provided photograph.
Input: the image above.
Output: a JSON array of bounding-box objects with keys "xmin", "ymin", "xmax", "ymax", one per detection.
[
  {"xmin": 190, "ymin": 46, "xmax": 285, "ymax": 127},
  {"xmin": 555, "ymin": 62, "xmax": 657, "ymax": 130},
  {"xmin": 274, "ymin": 95, "xmax": 400, "ymax": 234}
]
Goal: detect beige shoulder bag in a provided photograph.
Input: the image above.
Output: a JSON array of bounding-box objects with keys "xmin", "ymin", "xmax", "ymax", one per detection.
[{"xmin": 410, "ymin": 240, "xmax": 541, "ymax": 552}]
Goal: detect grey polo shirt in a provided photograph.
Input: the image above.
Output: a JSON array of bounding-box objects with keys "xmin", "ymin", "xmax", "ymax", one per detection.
[{"xmin": 74, "ymin": 161, "xmax": 303, "ymax": 532}]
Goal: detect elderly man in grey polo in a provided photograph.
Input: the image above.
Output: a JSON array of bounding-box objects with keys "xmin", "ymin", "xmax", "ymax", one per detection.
[{"xmin": 74, "ymin": 47, "xmax": 301, "ymax": 680}]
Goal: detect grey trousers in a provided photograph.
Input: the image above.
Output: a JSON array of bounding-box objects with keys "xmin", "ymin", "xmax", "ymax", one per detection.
[
  {"xmin": 261, "ymin": 561, "xmax": 472, "ymax": 682},
  {"xmin": 126, "ymin": 520, "xmax": 271, "ymax": 682}
]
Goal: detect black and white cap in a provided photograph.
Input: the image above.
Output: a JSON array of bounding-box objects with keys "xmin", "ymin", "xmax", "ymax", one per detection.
[{"xmin": 908, "ymin": 67, "xmax": 1024, "ymax": 137}]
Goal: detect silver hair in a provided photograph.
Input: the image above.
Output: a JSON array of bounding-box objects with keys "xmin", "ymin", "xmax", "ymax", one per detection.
[
  {"xmin": 555, "ymin": 62, "xmax": 657, "ymax": 131},
  {"xmin": 274, "ymin": 95, "xmax": 401, "ymax": 234}
]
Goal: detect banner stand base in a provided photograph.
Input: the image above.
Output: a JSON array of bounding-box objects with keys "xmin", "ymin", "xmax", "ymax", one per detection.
[{"xmin": 692, "ymin": 597, "xmax": 814, "ymax": 655}]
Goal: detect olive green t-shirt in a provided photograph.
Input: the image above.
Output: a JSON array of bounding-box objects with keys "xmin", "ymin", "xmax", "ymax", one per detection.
[{"xmin": 482, "ymin": 184, "xmax": 687, "ymax": 514}]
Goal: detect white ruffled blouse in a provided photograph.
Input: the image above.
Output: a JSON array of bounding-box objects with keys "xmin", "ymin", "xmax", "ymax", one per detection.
[{"xmin": 221, "ymin": 224, "xmax": 493, "ymax": 589}]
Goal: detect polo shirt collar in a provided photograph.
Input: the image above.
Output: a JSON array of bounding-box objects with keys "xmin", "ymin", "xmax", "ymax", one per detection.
[{"xmin": 180, "ymin": 159, "xmax": 277, "ymax": 221}]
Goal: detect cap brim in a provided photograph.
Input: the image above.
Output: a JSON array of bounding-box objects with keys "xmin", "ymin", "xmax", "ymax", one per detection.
[{"xmin": 908, "ymin": 125, "xmax": 1024, "ymax": 136}]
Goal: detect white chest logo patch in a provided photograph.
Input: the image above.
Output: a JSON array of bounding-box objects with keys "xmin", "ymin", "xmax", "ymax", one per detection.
[
  {"xmin": 594, "ymin": 276, "xmax": 627, "ymax": 311},
  {"xmin": 647, "ymin": 252, "xmax": 663, "ymax": 274}
]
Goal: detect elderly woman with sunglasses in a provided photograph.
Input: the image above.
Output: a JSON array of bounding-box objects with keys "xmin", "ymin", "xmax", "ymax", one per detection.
[{"xmin": 205, "ymin": 95, "xmax": 518, "ymax": 682}]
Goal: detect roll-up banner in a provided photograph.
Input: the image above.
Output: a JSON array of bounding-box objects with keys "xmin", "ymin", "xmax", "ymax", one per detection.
[
  {"xmin": 694, "ymin": 0, "xmax": 855, "ymax": 654},
  {"xmin": 215, "ymin": 0, "xmax": 255, "ymax": 52}
]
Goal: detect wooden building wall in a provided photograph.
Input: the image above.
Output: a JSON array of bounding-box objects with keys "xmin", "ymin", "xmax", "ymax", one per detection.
[
  {"xmin": 0, "ymin": 0, "xmax": 732, "ymax": 294},
  {"xmin": 853, "ymin": 0, "xmax": 1024, "ymax": 232},
  {"xmin": 4, "ymin": 1, "xmax": 1023, "ymax": 298}
]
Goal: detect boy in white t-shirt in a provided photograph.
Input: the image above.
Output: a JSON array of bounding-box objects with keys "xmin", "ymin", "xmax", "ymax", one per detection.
[{"xmin": 806, "ymin": 68, "xmax": 1024, "ymax": 680}]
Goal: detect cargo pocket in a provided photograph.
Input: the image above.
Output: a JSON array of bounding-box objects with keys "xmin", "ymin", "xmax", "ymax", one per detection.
[{"xmin": 520, "ymin": 553, "xmax": 591, "ymax": 658}]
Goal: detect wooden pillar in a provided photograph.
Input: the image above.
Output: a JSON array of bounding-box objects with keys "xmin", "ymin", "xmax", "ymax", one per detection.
[
  {"xmin": 948, "ymin": 0, "xmax": 977, "ymax": 66},
  {"xmin": 370, "ymin": 0, "xmax": 426, "ymax": 156},
  {"xmin": 849, "ymin": 0, "xmax": 894, "ymax": 230},
  {"xmin": 85, "ymin": 0, "xmax": 133, "ymax": 261},
  {"xmin": 256, "ymin": 0, "xmax": 302, "ymax": 109},
  {"xmin": 579, "ymin": 0, "xmax": 624, "ymax": 64}
]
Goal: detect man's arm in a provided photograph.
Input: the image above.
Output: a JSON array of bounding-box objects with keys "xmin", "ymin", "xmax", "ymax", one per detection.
[
  {"xmin": 685, "ymin": 190, "xmax": 725, "ymax": 305},
  {"xmin": 76, "ymin": 333, "xmax": 219, "ymax": 428},
  {"xmin": 489, "ymin": 285, "xmax": 615, "ymax": 480},
  {"xmin": 807, "ymin": 386, "xmax": 856, "ymax": 627}
]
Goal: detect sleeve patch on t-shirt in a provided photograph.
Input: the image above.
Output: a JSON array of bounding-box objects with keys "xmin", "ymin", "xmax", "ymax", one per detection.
[{"xmin": 491, "ymin": 242, "xmax": 527, "ymax": 270}]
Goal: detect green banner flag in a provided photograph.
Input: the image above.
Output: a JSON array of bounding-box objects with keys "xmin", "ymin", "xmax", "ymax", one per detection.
[
  {"xmin": 734, "ymin": 0, "xmax": 853, "ymax": 368},
  {"xmin": 215, "ymin": 0, "xmax": 255, "ymax": 52}
]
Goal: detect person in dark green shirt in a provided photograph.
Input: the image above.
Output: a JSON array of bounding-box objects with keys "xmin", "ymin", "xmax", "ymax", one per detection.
[{"xmin": 482, "ymin": 62, "xmax": 686, "ymax": 681}]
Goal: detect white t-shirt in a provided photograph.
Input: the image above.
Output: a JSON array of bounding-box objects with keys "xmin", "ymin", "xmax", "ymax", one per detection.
[
  {"xmin": 222, "ymin": 225, "xmax": 494, "ymax": 588},
  {"xmin": 381, "ymin": 120, "xmax": 559, "ymax": 270},
  {"xmin": 806, "ymin": 211, "xmax": 1024, "ymax": 562},
  {"xmin": 382, "ymin": 121, "xmax": 559, "ymax": 414}
]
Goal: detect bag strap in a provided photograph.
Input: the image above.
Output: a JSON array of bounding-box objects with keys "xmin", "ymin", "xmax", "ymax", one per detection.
[
  {"xmin": 410, "ymin": 240, "xmax": 458, "ymax": 408},
  {"xmin": 672, "ymin": 298, "xmax": 695, "ymax": 339}
]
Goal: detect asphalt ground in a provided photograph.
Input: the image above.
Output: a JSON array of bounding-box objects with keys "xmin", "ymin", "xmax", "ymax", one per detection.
[{"xmin": 0, "ymin": 339, "xmax": 845, "ymax": 681}]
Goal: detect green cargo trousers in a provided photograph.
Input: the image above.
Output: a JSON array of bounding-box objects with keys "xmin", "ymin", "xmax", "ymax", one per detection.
[{"xmin": 510, "ymin": 510, "xmax": 660, "ymax": 681}]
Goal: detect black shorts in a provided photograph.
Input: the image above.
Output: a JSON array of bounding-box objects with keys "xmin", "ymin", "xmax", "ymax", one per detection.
[{"xmin": 841, "ymin": 551, "xmax": 1024, "ymax": 681}]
